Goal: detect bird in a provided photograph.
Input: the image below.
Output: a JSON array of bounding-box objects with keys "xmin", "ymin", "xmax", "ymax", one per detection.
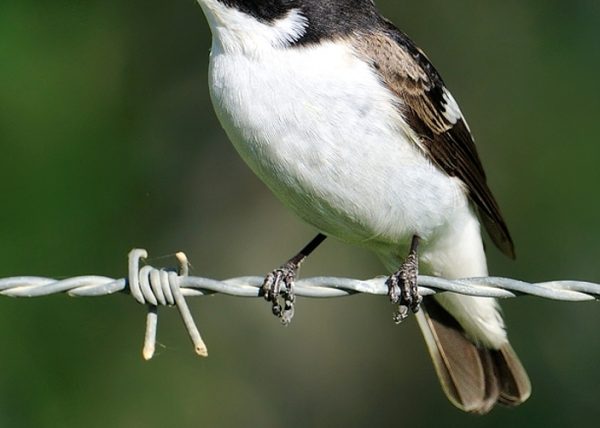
[{"xmin": 195, "ymin": 0, "xmax": 531, "ymax": 413}]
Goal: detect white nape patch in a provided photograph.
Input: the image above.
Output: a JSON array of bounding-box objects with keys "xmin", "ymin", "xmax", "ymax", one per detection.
[{"xmin": 197, "ymin": 0, "xmax": 307, "ymax": 54}]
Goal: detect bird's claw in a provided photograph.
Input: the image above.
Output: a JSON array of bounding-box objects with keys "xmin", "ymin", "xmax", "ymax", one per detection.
[
  {"xmin": 261, "ymin": 261, "xmax": 297, "ymax": 325},
  {"xmin": 386, "ymin": 250, "xmax": 421, "ymax": 324}
]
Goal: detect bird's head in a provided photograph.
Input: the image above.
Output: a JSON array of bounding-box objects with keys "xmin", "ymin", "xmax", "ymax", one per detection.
[
  {"xmin": 198, "ymin": 1, "xmax": 300, "ymax": 24},
  {"xmin": 196, "ymin": 0, "xmax": 308, "ymax": 53},
  {"xmin": 196, "ymin": 0, "xmax": 379, "ymax": 53}
]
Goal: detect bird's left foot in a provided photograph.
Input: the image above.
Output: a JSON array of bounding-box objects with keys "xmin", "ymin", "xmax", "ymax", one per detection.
[
  {"xmin": 261, "ymin": 261, "xmax": 298, "ymax": 325},
  {"xmin": 386, "ymin": 236, "xmax": 421, "ymax": 323}
]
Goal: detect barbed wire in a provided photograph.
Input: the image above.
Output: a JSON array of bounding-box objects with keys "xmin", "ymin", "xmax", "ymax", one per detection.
[{"xmin": 1, "ymin": 249, "xmax": 598, "ymax": 359}]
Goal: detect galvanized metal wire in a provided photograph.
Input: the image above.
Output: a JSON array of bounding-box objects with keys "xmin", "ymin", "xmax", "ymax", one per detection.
[{"xmin": 1, "ymin": 249, "xmax": 598, "ymax": 359}]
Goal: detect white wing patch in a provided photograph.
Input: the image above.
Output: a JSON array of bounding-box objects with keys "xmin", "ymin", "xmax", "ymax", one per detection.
[{"xmin": 441, "ymin": 88, "xmax": 464, "ymax": 125}]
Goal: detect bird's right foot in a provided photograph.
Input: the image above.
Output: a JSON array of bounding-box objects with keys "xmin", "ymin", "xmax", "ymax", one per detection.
[{"xmin": 386, "ymin": 235, "xmax": 421, "ymax": 323}]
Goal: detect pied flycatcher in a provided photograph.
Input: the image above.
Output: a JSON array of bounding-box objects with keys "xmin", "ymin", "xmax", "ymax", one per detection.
[{"xmin": 195, "ymin": 0, "xmax": 531, "ymax": 413}]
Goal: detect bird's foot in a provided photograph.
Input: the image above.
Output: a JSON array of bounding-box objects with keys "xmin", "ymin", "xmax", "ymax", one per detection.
[
  {"xmin": 386, "ymin": 249, "xmax": 421, "ymax": 324},
  {"xmin": 261, "ymin": 261, "xmax": 298, "ymax": 325}
]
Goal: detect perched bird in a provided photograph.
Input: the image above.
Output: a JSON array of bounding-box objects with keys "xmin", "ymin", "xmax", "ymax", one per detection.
[{"xmin": 196, "ymin": 0, "xmax": 531, "ymax": 413}]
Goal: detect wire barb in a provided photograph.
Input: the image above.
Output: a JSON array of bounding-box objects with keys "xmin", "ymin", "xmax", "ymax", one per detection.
[
  {"xmin": 0, "ymin": 248, "xmax": 598, "ymax": 358},
  {"xmin": 127, "ymin": 249, "xmax": 207, "ymax": 359}
]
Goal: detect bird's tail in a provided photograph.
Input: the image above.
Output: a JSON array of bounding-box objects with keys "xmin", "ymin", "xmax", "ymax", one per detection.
[
  {"xmin": 379, "ymin": 207, "xmax": 530, "ymax": 413},
  {"xmin": 416, "ymin": 297, "xmax": 531, "ymax": 414}
]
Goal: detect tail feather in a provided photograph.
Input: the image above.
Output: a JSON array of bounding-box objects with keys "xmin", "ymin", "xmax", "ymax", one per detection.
[
  {"xmin": 494, "ymin": 344, "xmax": 532, "ymax": 406},
  {"xmin": 416, "ymin": 297, "xmax": 530, "ymax": 414}
]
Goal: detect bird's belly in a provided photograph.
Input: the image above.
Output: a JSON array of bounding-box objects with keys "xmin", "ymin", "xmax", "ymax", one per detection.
[{"xmin": 209, "ymin": 43, "xmax": 467, "ymax": 250}]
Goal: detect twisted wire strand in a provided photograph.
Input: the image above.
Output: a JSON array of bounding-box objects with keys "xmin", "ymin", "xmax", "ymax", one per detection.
[{"xmin": 1, "ymin": 249, "xmax": 598, "ymax": 359}]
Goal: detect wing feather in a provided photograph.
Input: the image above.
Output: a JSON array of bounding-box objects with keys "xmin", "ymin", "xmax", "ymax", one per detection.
[{"xmin": 352, "ymin": 28, "xmax": 515, "ymax": 258}]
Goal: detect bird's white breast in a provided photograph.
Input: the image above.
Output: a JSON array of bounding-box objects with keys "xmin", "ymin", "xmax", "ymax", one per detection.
[{"xmin": 208, "ymin": 39, "xmax": 467, "ymax": 252}]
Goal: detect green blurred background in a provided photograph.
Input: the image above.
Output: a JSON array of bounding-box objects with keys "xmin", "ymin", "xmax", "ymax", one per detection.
[{"xmin": 1, "ymin": 0, "xmax": 599, "ymax": 426}]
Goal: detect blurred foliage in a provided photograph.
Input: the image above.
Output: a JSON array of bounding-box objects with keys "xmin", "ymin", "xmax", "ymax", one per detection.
[{"xmin": 0, "ymin": 0, "xmax": 599, "ymax": 427}]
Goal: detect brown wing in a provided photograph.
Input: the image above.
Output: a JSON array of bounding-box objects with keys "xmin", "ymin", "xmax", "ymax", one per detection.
[{"xmin": 352, "ymin": 28, "xmax": 515, "ymax": 258}]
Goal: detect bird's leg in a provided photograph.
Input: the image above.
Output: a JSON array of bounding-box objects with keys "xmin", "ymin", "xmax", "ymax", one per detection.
[
  {"xmin": 262, "ymin": 233, "xmax": 327, "ymax": 325},
  {"xmin": 386, "ymin": 235, "xmax": 421, "ymax": 324}
]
